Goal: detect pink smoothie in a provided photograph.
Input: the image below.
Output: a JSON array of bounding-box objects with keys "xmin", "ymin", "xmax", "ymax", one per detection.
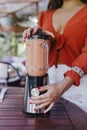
[{"xmin": 26, "ymin": 38, "xmax": 50, "ymax": 76}]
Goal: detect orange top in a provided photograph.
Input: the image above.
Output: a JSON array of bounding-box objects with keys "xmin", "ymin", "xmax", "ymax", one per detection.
[{"xmin": 38, "ymin": 5, "xmax": 87, "ymax": 86}]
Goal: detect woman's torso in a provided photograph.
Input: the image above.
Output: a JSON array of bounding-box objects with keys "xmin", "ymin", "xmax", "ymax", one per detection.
[
  {"xmin": 38, "ymin": 5, "xmax": 87, "ymax": 67},
  {"xmin": 52, "ymin": 5, "xmax": 86, "ymax": 34}
]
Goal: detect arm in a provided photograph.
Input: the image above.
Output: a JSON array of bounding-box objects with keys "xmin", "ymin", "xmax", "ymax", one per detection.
[{"xmin": 64, "ymin": 36, "xmax": 87, "ymax": 86}]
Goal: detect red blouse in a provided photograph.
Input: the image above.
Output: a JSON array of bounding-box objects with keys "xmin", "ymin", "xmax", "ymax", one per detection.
[{"xmin": 38, "ymin": 5, "xmax": 87, "ymax": 86}]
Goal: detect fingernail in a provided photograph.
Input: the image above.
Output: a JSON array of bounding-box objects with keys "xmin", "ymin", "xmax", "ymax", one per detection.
[
  {"xmin": 32, "ymin": 31, "xmax": 35, "ymax": 34},
  {"xmin": 44, "ymin": 111, "xmax": 46, "ymax": 114},
  {"xmin": 37, "ymin": 86, "xmax": 40, "ymax": 90},
  {"xmin": 29, "ymin": 98, "xmax": 33, "ymax": 102},
  {"xmin": 34, "ymin": 108, "xmax": 36, "ymax": 111},
  {"xmin": 29, "ymin": 102, "xmax": 32, "ymax": 104},
  {"xmin": 24, "ymin": 35, "xmax": 27, "ymax": 39},
  {"xmin": 27, "ymin": 34, "xmax": 30, "ymax": 38}
]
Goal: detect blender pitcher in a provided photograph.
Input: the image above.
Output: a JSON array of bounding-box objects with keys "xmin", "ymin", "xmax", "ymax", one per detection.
[{"xmin": 23, "ymin": 31, "xmax": 52, "ymax": 115}]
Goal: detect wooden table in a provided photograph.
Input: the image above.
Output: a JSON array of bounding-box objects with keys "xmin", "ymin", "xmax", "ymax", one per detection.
[{"xmin": 0, "ymin": 87, "xmax": 75, "ymax": 130}]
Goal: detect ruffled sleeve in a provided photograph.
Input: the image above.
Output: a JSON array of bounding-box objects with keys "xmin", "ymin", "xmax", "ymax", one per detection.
[{"xmin": 64, "ymin": 35, "xmax": 87, "ymax": 86}]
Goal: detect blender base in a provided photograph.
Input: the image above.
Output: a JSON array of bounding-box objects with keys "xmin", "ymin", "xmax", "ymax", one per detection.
[
  {"xmin": 23, "ymin": 74, "xmax": 50, "ymax": 116},
  {"xmin": 23, "ymin": 110, "xmax": 50, "ymax": 117}
]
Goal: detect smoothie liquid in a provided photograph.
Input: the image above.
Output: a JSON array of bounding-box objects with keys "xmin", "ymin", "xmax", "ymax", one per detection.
[{"xmin": 26, "ymin": 38, "xmax": 50, "ymax": 76}]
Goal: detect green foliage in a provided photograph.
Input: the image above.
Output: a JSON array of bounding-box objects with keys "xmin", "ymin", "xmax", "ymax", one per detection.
[{"xmin": 0, "ymin": 32, "xmax": 25, "ymax": 59}]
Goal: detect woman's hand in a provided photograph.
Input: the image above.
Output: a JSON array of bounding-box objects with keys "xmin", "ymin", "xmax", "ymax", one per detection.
[
  {"xmin": 23, "ymin": 26, "xmax": 55, "ymax": 42},
  {"xmin": 31, "ymin": 83, "xmax": 62, "ymax": 114},
  {"xmin": 30, "ymin": 76, "xmax": 73, "ymax": 114},
  {"xmin": 23, "ymin": 26, "xmax": 42, "ymax": 42}
]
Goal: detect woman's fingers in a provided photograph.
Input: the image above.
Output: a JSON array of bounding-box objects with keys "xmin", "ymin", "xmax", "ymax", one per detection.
[
  {"xmin": 23, "ymin": 28, "xmax": 32, "ymax": 42},
  {"xmin": 23, "ymin": 30, "xmax": 27, "ymax": 41},
  {"xmin": 23, "ymin": 26, "xmax": 42, "ymax": 41},
  {"xmin": 31, "ymin": 92, "xmax": 48, "ymax": 101},
  {"xmin": 23, "ymin": 26, "xmax": 54, "ymax": 42},
  {"xmin": 31, "ymin": 86, "xmax": 50, "ymax": 101},
  {"xmin": 34, "ymin": 101, "xmax": 54, "ymax": 113},
  {"xmin": 32, "ymin": 26, "xmax": 42, "ymax": 34},
  {"xmin": 31, "ymin": 84, "xmax": 58, "ymax": 103},
  {"xmin": 30, "ymin": 84, "xmax": 61, "ymax": 113},
  {"xmin": 44, "ymin": 103, "xmax": 54, "ymax": 114},
  {"xmin": 44, "ymin": 30, "xmax": 55, "ymax": 38},
  {"xmin": 38, "ymin": 85, "xmax": 49, "ymax": 92},
  {"xmin": 26, "ymin": 27, "xmax": 33, "ymax": 36},
  {"xmin": 35, "ymin": 101, "xmax": 50, "ymax": 111},
  {"xmin": 30, "ymin": 97, "xmax": 49, "ymax": 104}
]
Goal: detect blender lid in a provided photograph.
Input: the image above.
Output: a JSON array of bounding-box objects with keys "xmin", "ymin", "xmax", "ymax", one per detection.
[{"xmin": 28, "ymin": 31, "xmax": 52, "ymax": 40}]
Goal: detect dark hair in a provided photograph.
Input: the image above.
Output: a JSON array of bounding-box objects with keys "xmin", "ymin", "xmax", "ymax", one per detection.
[{"xmin": 48, "ymin": 0, "xmax": 87, "ymax": 10}]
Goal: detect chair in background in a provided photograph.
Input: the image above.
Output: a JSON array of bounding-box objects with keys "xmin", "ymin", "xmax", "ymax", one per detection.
[{"xmin": 0, "ymin": 61, "xmax": 25, "ymax": 87}]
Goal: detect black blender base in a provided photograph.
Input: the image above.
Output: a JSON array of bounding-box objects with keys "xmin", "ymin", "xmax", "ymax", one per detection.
[{"xmin": 23, "ymin": 74, "xmax": 49, "ymax": 116}]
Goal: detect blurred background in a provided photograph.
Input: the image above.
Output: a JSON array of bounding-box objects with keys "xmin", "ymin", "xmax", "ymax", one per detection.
[
  {"xmin": 0, "ymin": 0, "xmax": 49, "ymax": 59},
  {"xmin": 0, "ymin": 0, "xmax": 49, "ymax": 87}
]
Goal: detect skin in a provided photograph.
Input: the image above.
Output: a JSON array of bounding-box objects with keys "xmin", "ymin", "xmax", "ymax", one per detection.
[{"xmin": 23, "ymin": 0, "xmax": 86, "ymax": 113}]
